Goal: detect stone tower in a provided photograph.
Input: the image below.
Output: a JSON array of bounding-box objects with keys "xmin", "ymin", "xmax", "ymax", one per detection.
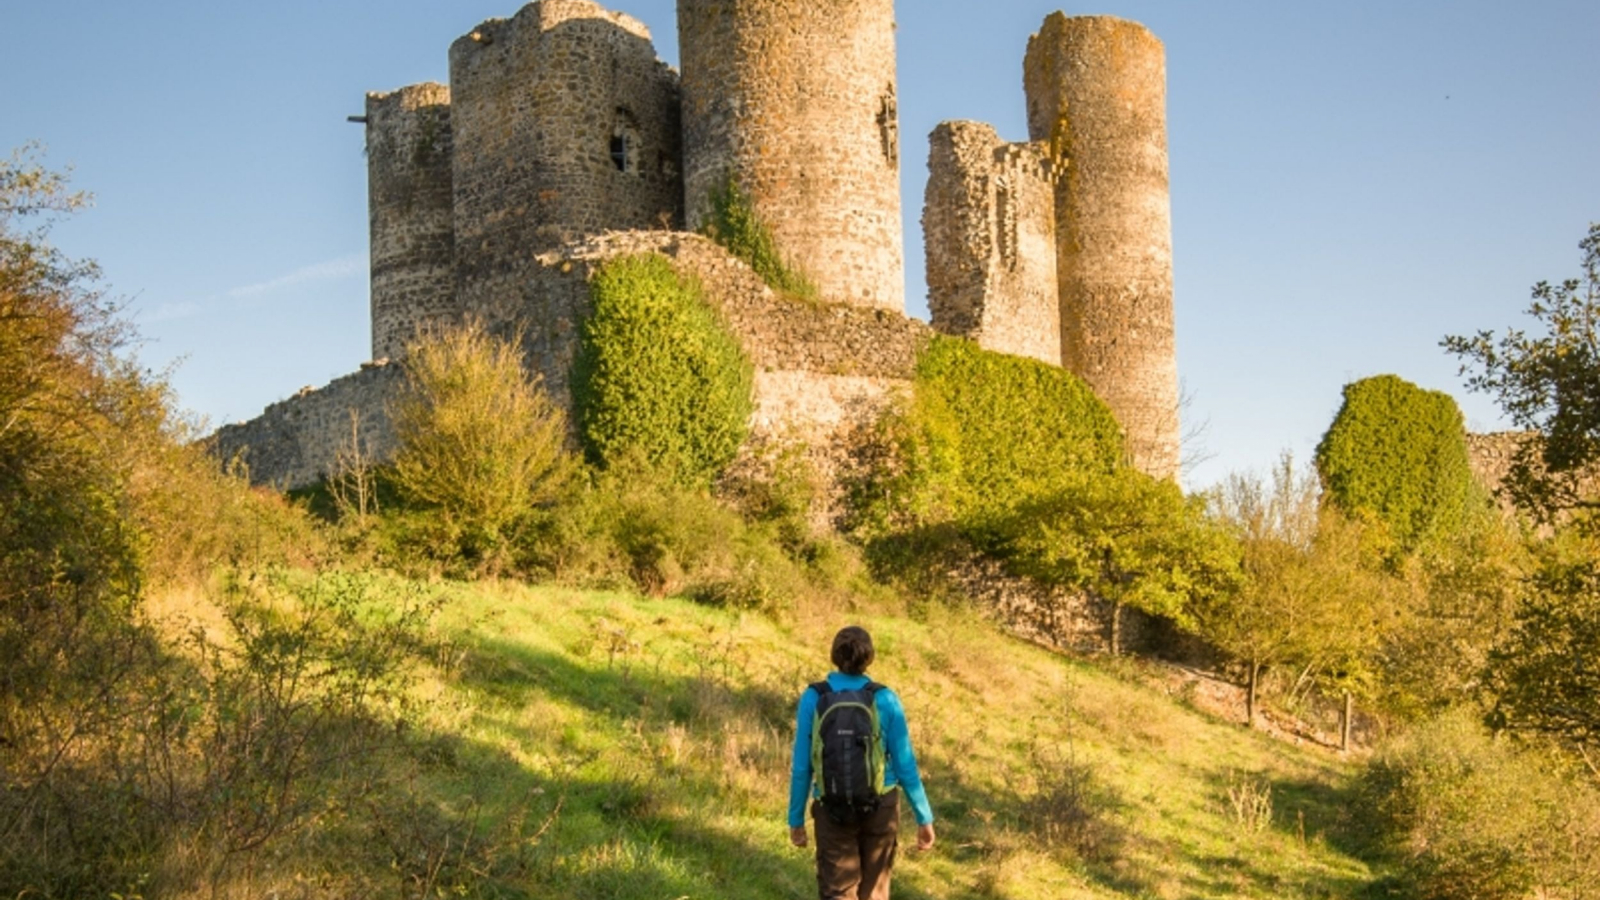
[
  {"xmin": 678, "ymin": 0, "xmax": 905, "ymax": 311},
  {"xmin": 364, "ymin": 83, "xmax": 457, "ymax": 362},
  {"xmin": 923, "ymin": 121, "xmax": 1060, "ymax": 366},
  {"xmin": 1025, "ymin": 14, "xmax": 1179, "ymax": 479},
  {"xmin": 448, "ymin": 0, "xmax": 683, "ymax": 317}
]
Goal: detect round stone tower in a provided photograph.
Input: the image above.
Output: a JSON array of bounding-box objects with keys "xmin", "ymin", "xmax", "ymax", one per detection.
[
  {"xmin": 449, "ymin": 0, "xmax": 683, "ymax": 316},
  {"xmin": 1024, "ymin": 14, "xmax": 1179, "ymax": 480},
  {"xmin": 365, "ymin": 83, "xmax": 456, "ymax": 362},
  {"xmin": 678, "ymin": 0, "xmax": 905, "ymax": 311}
]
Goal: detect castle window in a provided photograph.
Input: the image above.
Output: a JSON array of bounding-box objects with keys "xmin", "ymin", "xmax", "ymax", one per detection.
[{"xmin": 611, "ymin": 110, "xmax": 641, "ymax": 176}]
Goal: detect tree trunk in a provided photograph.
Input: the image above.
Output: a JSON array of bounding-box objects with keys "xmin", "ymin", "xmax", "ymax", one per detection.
[
  {"xmin": 1246, "ymin": 660, "xmax": 1260, "ymax": 729},
  {"xmin": 1341, "ymin": 691, "xmax": 1354, "ymax": 752},
  {"xmin": 1109, "ymin": 601, "xmax": 1123, "ymax": 657}
]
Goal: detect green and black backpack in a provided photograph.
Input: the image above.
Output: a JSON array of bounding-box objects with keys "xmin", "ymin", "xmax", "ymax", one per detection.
[{"xmin": 809, "ymin": 680, "xmax": 889, "ymax": 825}]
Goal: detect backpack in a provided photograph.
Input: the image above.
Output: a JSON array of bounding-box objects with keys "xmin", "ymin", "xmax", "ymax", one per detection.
[{"xmin": 809, "ymin": 680, "xmax": 889, "ymax": 825}]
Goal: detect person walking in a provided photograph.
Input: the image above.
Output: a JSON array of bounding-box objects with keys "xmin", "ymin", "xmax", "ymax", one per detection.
[{"xmin": 788, "ymin": 625, "xmax": 935, "ymax": 900}]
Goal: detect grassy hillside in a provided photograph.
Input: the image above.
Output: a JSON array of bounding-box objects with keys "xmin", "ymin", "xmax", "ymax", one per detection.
[{"xmin": 188, "ymin": 576, "xmax": 1380, "ymax": 899}]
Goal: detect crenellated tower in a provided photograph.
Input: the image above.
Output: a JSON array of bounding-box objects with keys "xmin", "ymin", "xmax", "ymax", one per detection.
[
  {"xmin": 678, "ymin": 0, "xmax": 905, "ymax": 311},
  {"xmin": 1025, "ymin": 14, "xmax": 1180, "ymax": 479},
  {"xmin": 364, "ymin": 83, "xmax": 456, "ymax": 362},
  {"xmin": 448, "ymin": 0, "xmax": 683, "ymax": 318}
]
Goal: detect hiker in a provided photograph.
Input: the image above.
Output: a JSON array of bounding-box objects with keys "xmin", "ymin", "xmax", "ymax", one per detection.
[{"xmin": 788, "ymin": 625, "xmax": 935, "ymax": 900}]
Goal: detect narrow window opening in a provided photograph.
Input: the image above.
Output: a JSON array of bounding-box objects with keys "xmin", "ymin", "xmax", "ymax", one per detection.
[
  {"xmin": 610, "ymin": 134, "xmax": 629, "ymax": 172},
  {"xmin": 611, "ymin": 108, "xmax": 641, "ymax": 177}
]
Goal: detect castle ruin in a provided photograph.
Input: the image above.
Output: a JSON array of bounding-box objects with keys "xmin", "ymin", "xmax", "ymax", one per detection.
[{"xmin": 217, "ymin": 0, "xmax": 1185, "ymax": 487}]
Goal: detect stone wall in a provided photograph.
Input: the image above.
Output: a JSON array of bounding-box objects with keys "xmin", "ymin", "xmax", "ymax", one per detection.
[
  {"xmin": 365, "ymin": 83, "xmax": 457, "ymax": 362},
  {"xmin": 1466, "ymin": 430, "xmax": 1600, "ymax": 516},
  {"xmin": 226, "ymin": 231, "xmax": 930, "ymax": 491},
  {"xmin": 449, "ymin": 0, "xmax": 682, "ymax": 318},
  {"xmin": 678, "ymin": 0, "xmax": 905, "ymax": 312},
  {"xmin": 1025, "ymin": 14, "xmax": 1179, "ymax": 480},
  {"xmin": 923, "ymin": 120, "xmax": 1061, "ymax": 366},
  {"xmin": 212, "ymin": 363, "xmax": 401, "ymax": 491},
  {"xmin": 509, "ymin": 231, "xmax": 930, "ymax": 401}
]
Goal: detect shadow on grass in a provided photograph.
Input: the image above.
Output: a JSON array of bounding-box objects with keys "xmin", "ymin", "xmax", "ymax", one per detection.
[{"xmin": 422, "ymin": 618, "xmax": 1390, "ymax": 900}]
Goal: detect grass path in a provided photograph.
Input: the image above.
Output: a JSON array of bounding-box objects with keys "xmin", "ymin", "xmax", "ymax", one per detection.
[{"xmin": 331, "ymin": 578, "xmax": 1383, "ymax": 899}]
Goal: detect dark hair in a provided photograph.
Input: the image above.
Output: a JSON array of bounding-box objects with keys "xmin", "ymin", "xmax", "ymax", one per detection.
[{"xmin": 830, "ymin": 626, "xmax": 875, "ymax": 675}]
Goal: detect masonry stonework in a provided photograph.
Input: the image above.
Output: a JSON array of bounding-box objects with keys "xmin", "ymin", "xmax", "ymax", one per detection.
[
  {"xmin": 678, "ymin": 0, "xmax": 905, "ymax": 311},
  {"xmin": 1466, "ymin": 431, "xmax": 1600, "ymax": 518},
  {"xmin": 222, "ymin": 1, "xmax": 1191, "ymax": 508},
  {"xmin": 365, "ymin": 84, "xmax": 457, "ymax": 362},
  {"xmin": 923, "ymin": 121, "xmax": 1061, "ymax": 365},
  {"xmin": 449, "ymin": 0, "xmax": 682, "ymax": 318},
  {"xmin": 213, "ymin": 364, "xmax": 401, "ymax": 491},
  {"xmin": 1025, "ymin": 14, "xmax": 1180, "ymax": 479}
]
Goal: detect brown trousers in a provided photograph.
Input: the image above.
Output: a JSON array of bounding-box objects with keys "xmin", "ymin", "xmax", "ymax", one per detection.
[{"xmin": 812, "ymin": 791, "xmax": 900, "ymax": 900}]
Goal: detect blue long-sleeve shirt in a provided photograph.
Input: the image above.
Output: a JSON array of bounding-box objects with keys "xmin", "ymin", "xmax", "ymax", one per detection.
[{"xmin": 787, "ymin": 672, "xmax": 934, "ymax": 828}]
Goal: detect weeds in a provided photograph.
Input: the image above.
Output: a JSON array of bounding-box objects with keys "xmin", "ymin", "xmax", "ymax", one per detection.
[{"xmin": 1226, "ymin": 773, "xmax": 1275, "ymax": 834}]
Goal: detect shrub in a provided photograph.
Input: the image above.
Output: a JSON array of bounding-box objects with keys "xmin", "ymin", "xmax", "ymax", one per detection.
[
  {"xmin": 1314, "ymin": 374, "xmax": 1480, "ymax": 553},
  {"xmin": 858, "ymin": 335, "xmax": 1125, "ymax": 542},
  {"xmin": 389, "ymin": 319, "xmax": 573, "ymax": 564},
  {"xmin": 1355, "ymin": 710, "xmax": 1599, "ymax": 900},
  {"xmin": 574, "ymin": 254, "xmax": 754, "ymax": 487},
  {"xmin": 701, "ymin": 177, "xmax": 817, "ymax": 299}
]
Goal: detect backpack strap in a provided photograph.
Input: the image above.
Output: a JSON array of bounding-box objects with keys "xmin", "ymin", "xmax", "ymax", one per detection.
[{"xmin": 809, "ymin": 681, "xmax": 832, "ymax": 700}]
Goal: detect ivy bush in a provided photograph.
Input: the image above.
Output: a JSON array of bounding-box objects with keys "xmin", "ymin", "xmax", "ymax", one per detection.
[
  {"xmin": 573, "ymin": 254, "xmax": 754, "ymax": 488},
  {"xmin": 701, "ymin": 177, "xmax": 818, "ymax": 300},
  {"xmin": 866, "ymin": 335, "xmax": 1126, "ymax": 541},
  {"xmin": 1314, "ymin": 374, "xmax": 1479, "ymax": 553}
]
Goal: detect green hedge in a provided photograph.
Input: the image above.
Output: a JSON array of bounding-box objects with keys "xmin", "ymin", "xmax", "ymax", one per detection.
[
  {"xmin": 573, "ymin": 254, "xmax": 754, "ymax": 487},
  {"xmin": 1314, "ymin": 374, "xmax": 1477, "ymax": 552}
]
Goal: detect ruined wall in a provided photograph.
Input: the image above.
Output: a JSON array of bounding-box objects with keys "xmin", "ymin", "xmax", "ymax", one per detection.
[
  {"xmin": 365, "ymin": 83, "xmax": 457, "ymax": 362},
  {"xmin": 212, "ymin": 364, "xmax": 401, "ymax": 491},
  {"xmin": 449, "ymin": 0, "xmax": 682, "ymax": 318},
  {"xmin": 1025, "ymin": 14, "xmax": 1179, "ymax": 479},
  {"xmin": 496, "ymin": 230, "xmax": 927, "ymax": 412},
  {"xmin": 224, "ymin": 230, "xmax": 929, "ymax": 492},
  {"xmin": 678, "ymin": 0, "xmax": 905, "ymax": 311},
  {"xmin": 923, "ymin": 121, "xmax": 1060, "ymax": 366},
  {"xmin": 1467, "ymin": 431, "xmax": 1600, "ymax": 517}
]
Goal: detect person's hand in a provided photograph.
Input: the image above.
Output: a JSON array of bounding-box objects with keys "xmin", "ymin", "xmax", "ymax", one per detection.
[
  {"xmin": 790, "ymin": 825, "xmax": 808, "ymax": 848},
  {"xmin": 915, "ymin": 823, "xmax": 936, "ymax": 851}
]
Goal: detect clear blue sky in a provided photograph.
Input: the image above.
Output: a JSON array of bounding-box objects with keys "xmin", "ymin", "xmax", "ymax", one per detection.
[{"xmin": 4, "ymin": 0, "xmax": 1597, "ymax": 488}]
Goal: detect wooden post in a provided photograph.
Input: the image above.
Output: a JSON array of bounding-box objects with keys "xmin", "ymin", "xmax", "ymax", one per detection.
[
  {"xmin": 1341, "ymin": 690, "xmax": 1354, "ymax": 752},
  {"xmin": 1246, "ymin": 660, "xmax": 1259, "ymax": 728}
]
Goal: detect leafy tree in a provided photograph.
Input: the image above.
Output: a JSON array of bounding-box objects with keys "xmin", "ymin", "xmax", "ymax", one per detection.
[
  {"xmin": 573, "ymin": 254, "xmax": 754, "ymax": 487},
  {"xmin": 1199, "ymin": 455, "xmax": 1395, "ymax": 727},
  {"xmin": 390, "ymin": 319, "xmax": 574, "ymax": 560},
  {"xmin": 1314, "ymin": 374, "xmax": 1479, "ymax": 554},
  {"xmin": 999, "ymin": 467, "xmax": 1242, "ymax": 655},
  {"xmin": 1376, "ymin": 504, "xmax": 1526, "ymax": 721},
  {"xmin": 0, "ymin": 145, "xmax": 153, "ymax": 772},
  {"xmin": 1444, "ymin": 223, "xmax": 1600, "ymax": 525},
  {"xmin": 1486, "ymin": 537, "xmax": 1600, "ymax": 771}
]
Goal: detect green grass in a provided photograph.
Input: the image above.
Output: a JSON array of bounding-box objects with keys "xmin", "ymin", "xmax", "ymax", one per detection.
[{"xmin": 173, "ymin": 577, "xmax": 1383, "ymax": 898}]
